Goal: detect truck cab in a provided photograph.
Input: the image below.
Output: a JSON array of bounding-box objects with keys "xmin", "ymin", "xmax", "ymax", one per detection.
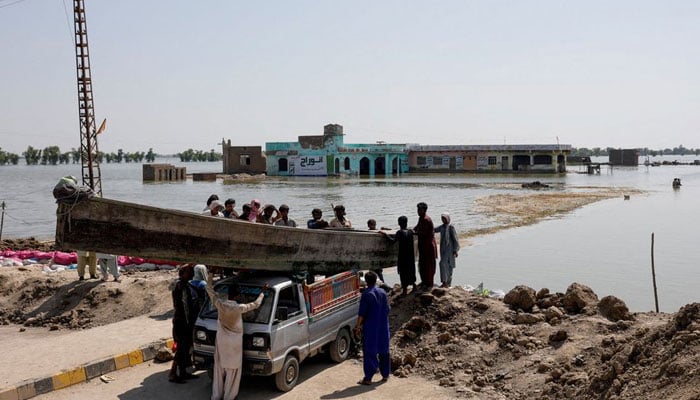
[{"xmin": 193, "ymin": 271, "xmax": 360, "ymax": 392}]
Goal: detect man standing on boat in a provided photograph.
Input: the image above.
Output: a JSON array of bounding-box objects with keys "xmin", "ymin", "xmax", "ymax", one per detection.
[
  {"xmin": 274, "ymin": 204, "xmax": 297, "ymax": 227},
  {"xmin": 203, "ymin": 200, "xmax": 224, "ymax": 217},
  {"xmin": 414, "ymin": 202, "xmax": 437, "ymax": 290},
  {"xmin": 329, "ymin": 204, "xmax": 352, "ymax": 228},
  {"xmin": 307, "ymin": 208, "xmax": 329, "ymax": 229}
]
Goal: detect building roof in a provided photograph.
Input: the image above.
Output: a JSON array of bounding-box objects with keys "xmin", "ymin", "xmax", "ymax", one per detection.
[{"xmin": 406, "ymin": 144, "xmax": 571, "ymax": 152}]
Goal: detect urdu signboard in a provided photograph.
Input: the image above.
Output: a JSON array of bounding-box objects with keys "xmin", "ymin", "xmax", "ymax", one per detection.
[{"xmin": 288, "ymin": 156, "xmax": 327, "ymax": 176}]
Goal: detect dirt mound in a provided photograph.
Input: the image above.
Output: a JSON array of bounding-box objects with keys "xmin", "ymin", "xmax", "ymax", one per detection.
[
  {"xmin": 0, "ymin": 237, "xmax": 55, "ymax": 252},
  {"xmin": 385, "ymin": 284, "xmax": 700, "ymax": 399},
  {"xmin": 0, "ymin": 267, "xmax": 174, "ymax": 330}
]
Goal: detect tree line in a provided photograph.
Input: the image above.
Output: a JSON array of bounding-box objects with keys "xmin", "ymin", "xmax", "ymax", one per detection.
[
  {"xmin": 0, "ymin": 146, "xmax": 223, "ymax": 166},
  {"xmin": 571, "ymin": 145, "xmax": 700, "ymax": 157}
]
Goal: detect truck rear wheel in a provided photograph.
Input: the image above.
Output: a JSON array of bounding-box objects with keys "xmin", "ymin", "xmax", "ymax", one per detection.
[
  {"xmin": 274, "ymin": 355, "xmax": 299, "ymax": 392},
  {"xmin": 329, "ymin": 328, "xmax": 351, "ymax": 363}
]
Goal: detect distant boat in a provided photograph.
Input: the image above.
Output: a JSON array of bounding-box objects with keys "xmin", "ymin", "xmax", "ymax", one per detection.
[{"xmin": 55, "ymin": 197, "xmax": 398, "ymax": 274}]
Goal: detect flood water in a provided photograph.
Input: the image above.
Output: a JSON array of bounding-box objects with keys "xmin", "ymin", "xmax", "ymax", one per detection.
[{"xmin": 1, "ymin": 156, "xmax": 698, "ymax": 312}]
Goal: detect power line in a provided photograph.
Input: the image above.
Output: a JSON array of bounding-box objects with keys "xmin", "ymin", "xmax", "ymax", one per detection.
[
  {"xmin": 61, "ymin": 0, "xmax": 74, "ymax": 44},
  {"xmin": 0, "ymin": 0, "xmax": 29, "ymax": 9}
]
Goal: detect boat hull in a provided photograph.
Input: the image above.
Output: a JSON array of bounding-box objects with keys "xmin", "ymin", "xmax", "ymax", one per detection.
[{"xmin": 55, "ymin": 197, "xmax": 397, "ymax": 274}]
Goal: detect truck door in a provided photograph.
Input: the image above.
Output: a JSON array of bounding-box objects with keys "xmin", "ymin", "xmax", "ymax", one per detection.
[{"xmin": 272, "ymin": 284, "xmax": 309, "ymax": 353}]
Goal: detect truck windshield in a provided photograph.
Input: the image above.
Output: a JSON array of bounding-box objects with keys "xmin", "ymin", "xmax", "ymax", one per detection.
[{"xmin": 200, "ymin": 284, "xmax": 273, "ymax": 324}]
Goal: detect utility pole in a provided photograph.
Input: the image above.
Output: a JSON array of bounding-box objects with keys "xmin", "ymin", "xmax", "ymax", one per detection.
[{"xmin": 73, "ymin": 0, "xmax": 103, "ymax": 196}]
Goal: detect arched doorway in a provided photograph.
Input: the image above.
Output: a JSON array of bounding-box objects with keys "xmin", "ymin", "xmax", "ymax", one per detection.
[
  {"xmin": 359, "ymin": 157, "xmax": 370, "ymax": 175},
  {"xmin": 374, "ymin": 156, "xmax": 386, "ymax": 175},
  {"xmin": 334, "ymin": 158, "xmax": 340, "ymax": 174},
  {"xmin": 392, "ymin": 157, "xmax": 398, "ymax": 174},
  {"xmin": 278, "ymin": 158, "xmax": 288, "ymax": 173},
  {"xmin": 344, "ymin": 157, "xmax": 350, "ymax": 171}
]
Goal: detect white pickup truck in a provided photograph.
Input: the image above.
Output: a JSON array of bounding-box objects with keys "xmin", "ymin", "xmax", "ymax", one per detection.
[{"xmin": 192, "ymin": 271, "xmax": 360, "ymax": 391}]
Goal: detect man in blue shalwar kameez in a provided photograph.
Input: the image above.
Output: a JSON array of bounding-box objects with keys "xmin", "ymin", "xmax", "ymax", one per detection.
[{"xmin": 354, "ymin": 271, "xmax": 391, "ymax": 385}]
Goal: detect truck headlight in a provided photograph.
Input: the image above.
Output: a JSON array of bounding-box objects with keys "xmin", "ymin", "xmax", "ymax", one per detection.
[
  {"xmin": 252, "ymin": 336, "xmax": 265, "ymax": 348},
  {"xmin": 196, "ymin": 330, "xmax": 207, "ymax": 341}
]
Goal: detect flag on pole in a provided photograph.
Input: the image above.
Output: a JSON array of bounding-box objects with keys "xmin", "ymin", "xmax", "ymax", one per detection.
[{"xmin": 96, "ymin": 118, "xmax": 107, "ymax": 135}]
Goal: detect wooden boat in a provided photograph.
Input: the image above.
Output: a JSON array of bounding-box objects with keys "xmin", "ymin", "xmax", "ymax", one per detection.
[{"xmin": 55, "ymin": 197, "xmax": 397, "ymax": 274}]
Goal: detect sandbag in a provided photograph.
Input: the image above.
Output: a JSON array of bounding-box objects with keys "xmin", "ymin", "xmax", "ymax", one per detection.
[{"xmin": 53, "ymin": 175, "xmax": 95, "ymax": 203}]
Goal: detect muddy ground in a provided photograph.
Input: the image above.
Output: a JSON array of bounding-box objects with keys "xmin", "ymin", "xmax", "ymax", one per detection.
[{"xmin": 1, "ymin": 267, "xmax": 698, "ymax": 399}]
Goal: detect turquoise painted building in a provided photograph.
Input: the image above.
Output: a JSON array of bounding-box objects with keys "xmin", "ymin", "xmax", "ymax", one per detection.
[{"xmin": 265, "ymin": 124, "xmax": 409, "ymax": 177}]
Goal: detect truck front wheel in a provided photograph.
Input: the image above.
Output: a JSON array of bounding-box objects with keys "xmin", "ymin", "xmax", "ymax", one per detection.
[
  {"xmin": 274, "ymin": 355, "xmax": 299, "ymax": 392},
  {"xmin": 329, "ymin": 328, "xmax": 351, "ymax": 363}
]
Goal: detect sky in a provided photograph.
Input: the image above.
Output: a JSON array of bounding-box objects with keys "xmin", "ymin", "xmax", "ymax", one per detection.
[{"xmin": 1, "ymin": 0, "xmax": 699, "ymax": 155}]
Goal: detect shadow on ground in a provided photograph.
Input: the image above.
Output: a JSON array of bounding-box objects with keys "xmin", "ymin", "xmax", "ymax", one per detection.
[{"xmin": 118, "ymin": 354, "xmax": 356, "ymax": 400}]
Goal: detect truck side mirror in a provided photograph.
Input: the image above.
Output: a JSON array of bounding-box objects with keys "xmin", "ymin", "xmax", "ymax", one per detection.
[{"xmin": 275, "ymin": 306, "xmax": 289, "ymax": 321}]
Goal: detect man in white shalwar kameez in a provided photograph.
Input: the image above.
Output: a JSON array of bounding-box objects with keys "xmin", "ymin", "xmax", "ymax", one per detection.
[{"xmin": 206, "ymin": 273, "xmax": 266, "ymax": 400}]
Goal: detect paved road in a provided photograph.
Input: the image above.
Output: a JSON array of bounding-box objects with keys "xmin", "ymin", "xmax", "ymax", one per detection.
[{"xmin": 34, "ymin": 356, "xmax": 454, "ymax": 400}]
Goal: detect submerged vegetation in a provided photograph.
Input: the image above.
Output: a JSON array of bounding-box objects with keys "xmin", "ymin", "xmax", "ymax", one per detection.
[
  {"xmin": 572, "ymin": 145, "xmax": 700, "ymax": 157},
  {"xmin": 0, "ymin": 146, "xmax": 223, "ymax": 166},
  {"xmin": 0, "ymin": 148, "xmax": 20, "ymax": 165}
]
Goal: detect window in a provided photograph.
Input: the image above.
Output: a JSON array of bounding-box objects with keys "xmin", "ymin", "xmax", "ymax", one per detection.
[
  {"xmin": 488, "ymin": 156, "xmax": 498, "ymax": 165},
  {"xmin": 417, "ymin": 156, "xmax": 427, "ymax": 165},
  {"xmin": 277, "ymin": 285, "xmax": 301, "ymax": 316},
  {"xmin": 240, "ymin": 155, "xmax": 251, "ymax": 166},
  {"xmin": 433, "ymin": 156, "xmax": 443, "ymax": 165},
  {"xmin": 533, "ymin": 155, "xmax": 552, "ymax": 165}
]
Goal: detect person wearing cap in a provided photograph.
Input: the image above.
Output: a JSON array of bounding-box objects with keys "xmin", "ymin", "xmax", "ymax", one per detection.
[
  {"xmin": 307, "ymin": 208, "xmax": 329, "ymax": 229},
  {"xmin": 204, "ymin": 194, "xmax": 219, "ymax": 211},
  {"xmin": 257, "ymin": 204, "xmax": 279, "ymax": 224},
  {"xmin": 274, "ymin": 204, "xmax": 297, "ymax": 227},
  {"xmin": 222, "ymin": 198, "xmax": 238, "ymax": 219},
  {"xmin": 203, "ymin": 200, "xmax": 224, "ymax": 217},
  {"xmin": 330, "ymin": 204, "xmax": 352, "ymax": 228},
  {"xmin": 434, "ymin": 212, "xmax": 460, "ymax": 288}
]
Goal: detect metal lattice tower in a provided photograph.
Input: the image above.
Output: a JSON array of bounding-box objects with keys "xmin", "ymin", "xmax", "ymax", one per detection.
[{"xmin": 73, "ymin": 0, "xmax": 102, "ymax": 196}]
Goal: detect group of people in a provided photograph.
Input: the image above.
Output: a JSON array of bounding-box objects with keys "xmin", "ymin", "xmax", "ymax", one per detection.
[
  {"xmin": 202, "ymin": 193, "xmax": 356, "ymax": 230},
  {"xmin": 170, "ymin": 263, "xmax": 267, "ymax": 400},
  {"xmin": 202, "ymin": 194, "xmax": 461, "ymax": 292},
  {"xmin": 382, "ymin": 202, "xmax": 460, "ymax": 295},
  {"xmin": 76, "ymin": 250, "xmax": 120, "ymax": 282},
  {"xmin": 191, "ymin": 196, "xmax": 462, "ymax": 393},
  {"xmin": 202, "ymin": 194, "xmax": 298, "ymax": 227}
]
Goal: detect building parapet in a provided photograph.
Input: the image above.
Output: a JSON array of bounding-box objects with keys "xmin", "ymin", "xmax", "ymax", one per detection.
[{"xmin": 407, "ymin": 144, "xmax": 571, "ymax": 152}]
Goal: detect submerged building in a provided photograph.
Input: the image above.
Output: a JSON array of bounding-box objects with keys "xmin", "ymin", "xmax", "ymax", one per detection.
[
  {"xmin": 221, "ymin": 142, "xmax": 266, "ymax": 174},
  {"xmin": 407, "ymin": 144, "xmax": 570, "ymax": 173},
  {"xmin": 265, "ymin": 124, "xmax": 409, "ymax": 177},
  {"xmin": 609, "ymin": 149, "xmax": 639, "ymax": 166},
  {"xmin": 259, "ymin": 123, "xmax": 570, "ymax": 176}
]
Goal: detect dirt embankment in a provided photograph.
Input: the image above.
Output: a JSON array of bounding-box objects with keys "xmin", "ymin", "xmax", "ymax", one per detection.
[
  {"xmin": 1, "ymin": 266, "xmax": 699, "ymax": 399},
  {"xmin": 385, "ymin": 283, "xmax": 700, "ymax": 399},
  {"xmin": 0, "ymin": 268, "xmax": 174, "ymax": 330}
]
